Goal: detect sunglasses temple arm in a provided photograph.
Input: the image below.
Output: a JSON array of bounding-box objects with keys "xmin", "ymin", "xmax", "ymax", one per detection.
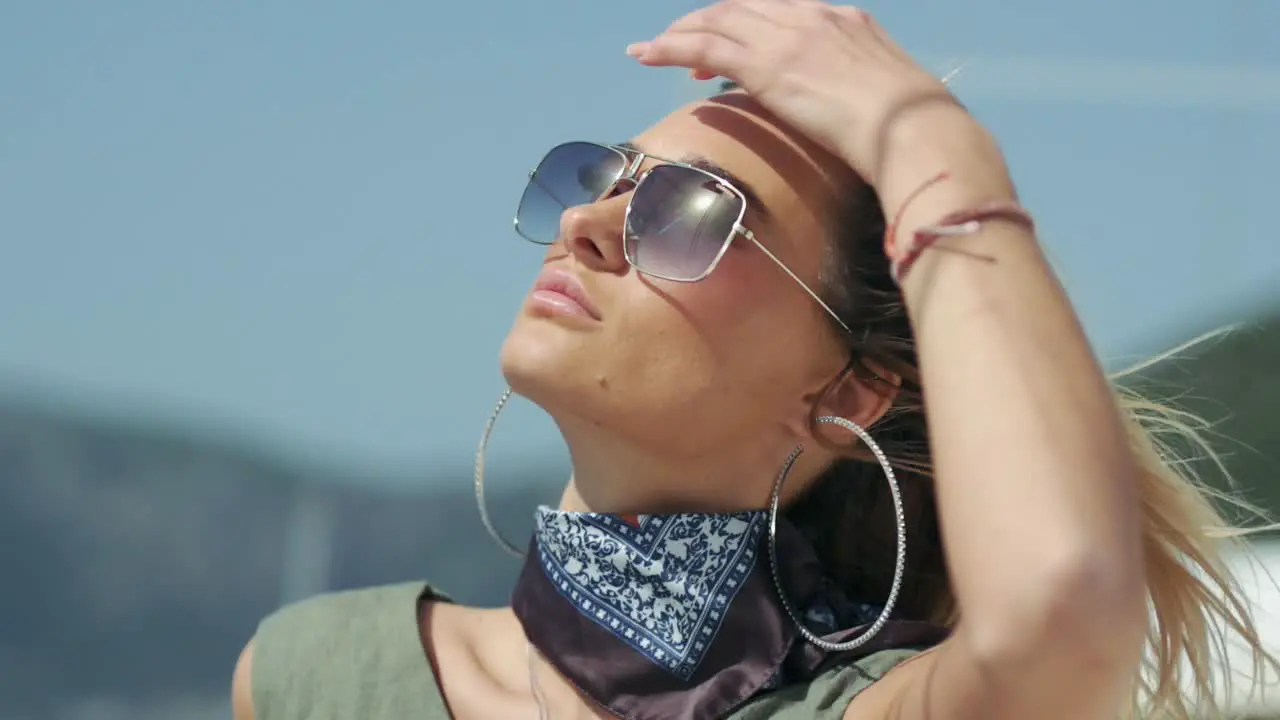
[{"xmin": 736, "ymin": 225, "xmax": 854, "ymax": 336}]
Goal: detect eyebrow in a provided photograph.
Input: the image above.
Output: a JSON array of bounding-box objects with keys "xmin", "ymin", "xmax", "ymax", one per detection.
[{"xmin": 615, "ymin": 141, "xmax": 770, "ymax": 219}]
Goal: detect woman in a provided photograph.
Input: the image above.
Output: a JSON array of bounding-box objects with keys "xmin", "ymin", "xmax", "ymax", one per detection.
[{"xmin": 232, "ymin": 3, "xmax": 1275, "ymax": 718}]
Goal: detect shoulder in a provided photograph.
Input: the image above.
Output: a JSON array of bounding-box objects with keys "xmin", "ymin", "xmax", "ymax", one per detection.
[
  {"xmin": 234, "ymin": 582, "xmax": 450, "ymax": 720},
  {"xmin": 256, "ymin": 581, "xmax": 444, "ymax": 642},
  {"xmin": 232, "ymin": 637, "xmax": 256, "ymax": 720},
  {"xmin": 728, "ymin": 648, "xmax": 924, "ymax": 720}
]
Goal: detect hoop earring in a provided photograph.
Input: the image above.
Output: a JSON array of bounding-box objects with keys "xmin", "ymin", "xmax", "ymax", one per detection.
[
  {"xmin": 474, "ymin": 387, "xmax": 525, "ymax": 558},
  {"xmin": 767, "ymin": 415, "xmax": 906, "ymax": 653}
]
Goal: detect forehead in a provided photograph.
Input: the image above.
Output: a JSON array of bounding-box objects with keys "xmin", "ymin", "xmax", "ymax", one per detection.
[{"xmin": 631, "ymin": 93, "xmax": 855, "ymax": 234}]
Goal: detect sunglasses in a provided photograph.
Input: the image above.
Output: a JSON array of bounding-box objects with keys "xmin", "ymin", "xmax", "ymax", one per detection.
[{"xmin": 514, "ymin": 141, "xmax": 851, "ymax": 334}]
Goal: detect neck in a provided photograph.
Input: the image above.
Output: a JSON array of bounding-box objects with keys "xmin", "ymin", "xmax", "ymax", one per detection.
[
  {"xmin": 551, "ymin": 414, "xmax": 829, "ymax": 517},
  {"xmin": 552, "ymin": 424, "xmax": 769, "ymax": 517}
]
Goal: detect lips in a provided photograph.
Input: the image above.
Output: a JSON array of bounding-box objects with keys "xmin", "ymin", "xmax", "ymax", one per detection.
[{"xmin": 530, "ymin": 267, "xmax": 601, "ymax": 320}]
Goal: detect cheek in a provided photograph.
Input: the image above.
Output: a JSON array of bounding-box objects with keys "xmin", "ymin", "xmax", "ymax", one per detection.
[
  {"xmin": 656, "ymin": 253, "xmax": 776, "ymax": 344},
  {"xmin": 613, "ymin": 249, "xmax": 824, "ymax": 402}
]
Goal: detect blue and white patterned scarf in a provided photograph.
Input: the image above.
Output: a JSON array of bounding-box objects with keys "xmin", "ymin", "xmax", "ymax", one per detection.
[{"xmin": 511, "ymin": 506, "xmax": 945, "ymax": 720}]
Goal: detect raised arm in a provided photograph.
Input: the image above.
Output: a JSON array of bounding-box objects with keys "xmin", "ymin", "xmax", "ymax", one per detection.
[
  {"xmin": 850, "ymin": 102, "xmax": 1147, "ymax": 719},
  {"xmin": 628, "ymin": 4, "xmax": 1147, "ymax": 717}
]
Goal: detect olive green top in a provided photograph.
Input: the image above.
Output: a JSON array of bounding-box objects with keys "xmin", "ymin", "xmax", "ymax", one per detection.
[{"xmin": 251, "ymin": 582, "xmax": 918, "ymax": 719}]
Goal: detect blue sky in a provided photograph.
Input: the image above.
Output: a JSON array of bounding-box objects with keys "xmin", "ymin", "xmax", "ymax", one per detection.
[{"xmin": 1, "ymin": 1, "xmax": 1277, "ymax": 483}]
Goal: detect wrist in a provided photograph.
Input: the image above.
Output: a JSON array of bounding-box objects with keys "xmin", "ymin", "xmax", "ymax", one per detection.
[{"xmin": 874, "ymin": 107, "xmax": 1016, "ymax": 227}]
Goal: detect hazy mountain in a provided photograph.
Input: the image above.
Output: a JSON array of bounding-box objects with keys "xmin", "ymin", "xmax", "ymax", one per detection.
[{"xmin": 0, "ymin": 399, "xmax": 562, "ymax": 718}]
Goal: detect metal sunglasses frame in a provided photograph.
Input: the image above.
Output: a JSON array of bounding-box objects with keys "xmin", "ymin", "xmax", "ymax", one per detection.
[{"xmin": 515, "ymin": 140, "xmax": 853, "ymax": 335}]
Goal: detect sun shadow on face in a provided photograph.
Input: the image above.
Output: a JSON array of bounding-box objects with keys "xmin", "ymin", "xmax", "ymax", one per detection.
[{"xmin": 690, "ymin": 93, "xmax": 857, "ymax": 230}]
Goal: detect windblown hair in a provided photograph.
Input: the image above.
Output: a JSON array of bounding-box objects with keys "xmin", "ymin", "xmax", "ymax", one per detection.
[{"xmin": 782, "ymin": 176, "xmax": 1278, "ymax": 719}]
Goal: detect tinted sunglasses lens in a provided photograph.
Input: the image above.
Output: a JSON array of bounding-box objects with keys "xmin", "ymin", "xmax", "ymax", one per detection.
[
  {"xmin": 626, "ymin": 165, "xmax": 743, "ymax": 281},
  {"xmin": 516, "ymin": 142, "xmax": 626, "ymax": 245}
]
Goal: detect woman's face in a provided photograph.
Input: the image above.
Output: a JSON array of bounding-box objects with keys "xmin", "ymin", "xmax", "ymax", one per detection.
[{"xmin": 500, "ymin": 94, "xmax": 860, "ymax": 489}]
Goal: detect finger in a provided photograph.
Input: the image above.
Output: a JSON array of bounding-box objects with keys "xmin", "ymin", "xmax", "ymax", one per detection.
[
  {"xmin": 639, "ymin": 1, "xmax": 776, "ymax": 81},
  {"xmin": 732, "ymin": 0, "xmax": 820, "ymax": 29},
  {"xmin": 836, "ymin": 6, "xmax": 907, "ymax": 59},
  {"xmin": 662, "ymin": 0, "xmax": 775, "ymax": 44},
  {"xmin": 627, "ymin": 32, "xmax": 749, "ymax": 80}
]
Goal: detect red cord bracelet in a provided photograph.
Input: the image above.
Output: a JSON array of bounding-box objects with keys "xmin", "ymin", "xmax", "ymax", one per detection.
[
  {"xmin": 883, "ymin": 170, "xmax": 951, "ymax": 259},
  {"xmin": 890, "ymin": 200, "xmax": 1036, "ymax": 285}
]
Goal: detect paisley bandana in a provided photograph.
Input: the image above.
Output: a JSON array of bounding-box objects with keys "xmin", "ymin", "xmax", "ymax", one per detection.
[{"xmin": 511, "ymin": 506, "xmax": 946, "ymax": 720}]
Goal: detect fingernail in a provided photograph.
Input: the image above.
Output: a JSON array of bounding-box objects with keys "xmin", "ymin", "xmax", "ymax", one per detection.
[{"xmin": 626, "ymin": 42, "xmax": 647, "ymax": 58}]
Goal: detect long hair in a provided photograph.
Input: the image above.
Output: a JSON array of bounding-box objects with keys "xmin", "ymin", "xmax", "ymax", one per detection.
[{"xmin": 782, "ymin": 178, "xmax": 1279, "ymax": 719}]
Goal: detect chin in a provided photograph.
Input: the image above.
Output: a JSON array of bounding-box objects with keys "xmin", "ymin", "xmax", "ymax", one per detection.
[
  {"xmin": 497, "ymin": 311, "xmax": 718, "ymax": 456},
  {"xmin": 498, "ymin": 313, "xmax": 599, "ymax": 416}
]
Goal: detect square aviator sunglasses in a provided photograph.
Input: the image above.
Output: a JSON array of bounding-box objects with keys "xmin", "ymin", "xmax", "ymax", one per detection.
[{"xmin": 514, "ymin": 141, "xmax": 852, "ymax": 335}]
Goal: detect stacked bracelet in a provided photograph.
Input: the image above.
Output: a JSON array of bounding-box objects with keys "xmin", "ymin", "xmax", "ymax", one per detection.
[{"xmin": 883, "ymin": 172, "xmax": 1035, "ymax": 286}]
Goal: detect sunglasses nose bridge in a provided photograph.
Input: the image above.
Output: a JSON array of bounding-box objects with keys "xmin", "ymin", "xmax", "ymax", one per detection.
[
  {"xmin": 599, "ymin": 149, "xmax": 645, "ymax": 199},
  {"xmin": 600, "ymin": 174, "xmax": 638, "ymax": 201}
]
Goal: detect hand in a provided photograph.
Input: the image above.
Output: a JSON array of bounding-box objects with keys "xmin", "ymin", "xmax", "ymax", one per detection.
[{"xmin": 626, "ymin": 0, "xmax": 972, "ymax": 189}]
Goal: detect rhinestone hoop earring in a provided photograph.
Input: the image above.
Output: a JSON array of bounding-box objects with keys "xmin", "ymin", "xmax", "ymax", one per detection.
[
  {"xmin": 767, "ymin": 415, "xmax": 906, "ymax": 653},
  {"xmin": 474, "ymin": 387, "xmax": 525, "ymax": 558}
]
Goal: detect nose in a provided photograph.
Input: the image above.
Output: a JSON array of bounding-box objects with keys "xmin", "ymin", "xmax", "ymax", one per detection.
[{"xmin": 558, "ymin": 182, "xmax": 632, "ymax": 273}]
